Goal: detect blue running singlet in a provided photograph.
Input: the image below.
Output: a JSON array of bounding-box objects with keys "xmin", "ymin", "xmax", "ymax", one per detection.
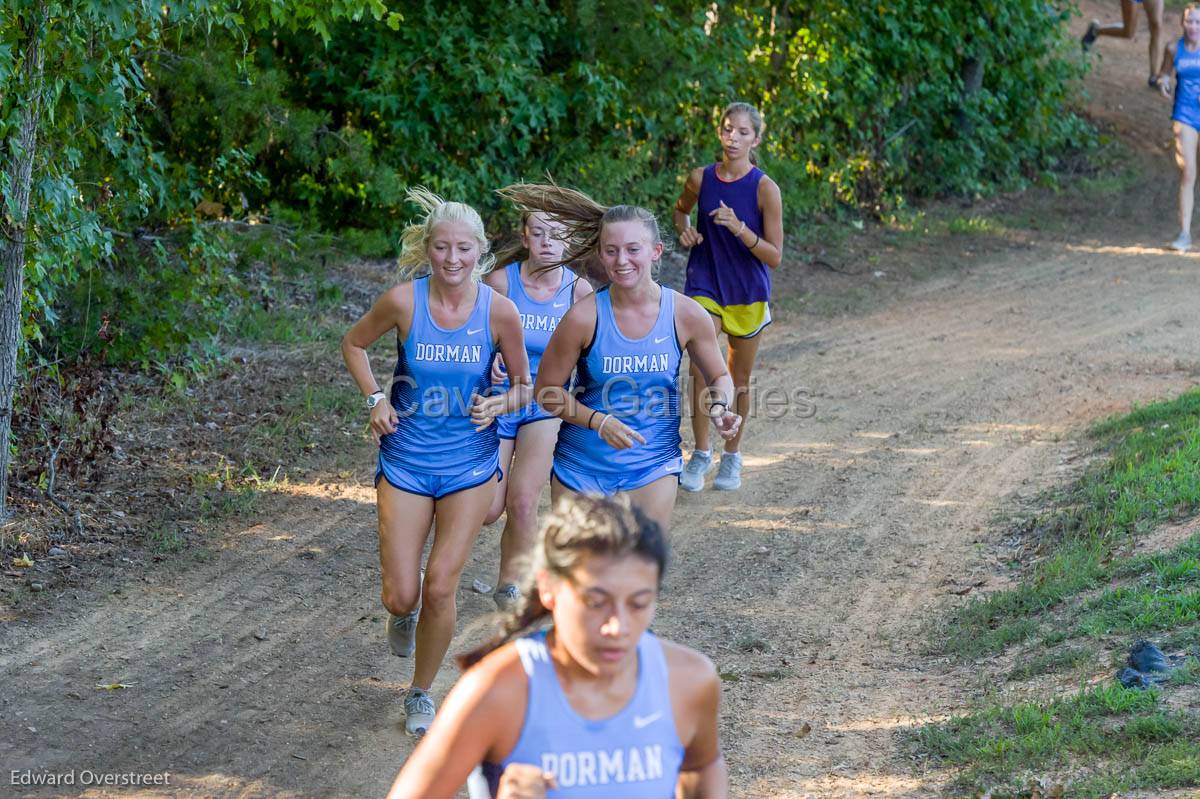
[
  {"xmin": 377, "ymin": 278, "xmax": 500, "ymax": 495},
  {"xmin": 1174, "ymin": 37, "xmax": 1200, "ymax": 130},
  {"xmin": 553, "ymin": 287, "xmax": 683, "ymax": 494},
  {"xmin": 496, "ymin": 263, "xmax": 577, "ymax": 439},
  {"xmin": 483, "ymin": 630, "xmax": 686, "ymax": 797}
]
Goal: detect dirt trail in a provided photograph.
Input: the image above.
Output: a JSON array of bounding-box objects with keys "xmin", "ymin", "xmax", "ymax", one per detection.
[{"xmin": 3, "ymin": 7, "xmax": 1199, "ymax": 797}]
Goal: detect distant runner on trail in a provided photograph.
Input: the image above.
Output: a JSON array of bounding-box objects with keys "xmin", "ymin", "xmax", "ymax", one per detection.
[
  {"xmin": 386, "ymin": 494, "xmax": 729, "ymax": 799},
  {"xmin": 483, "ymin": 212, "xmax": 593, "ymax": 611},
  {"xmin": 1154, "ymin": 3, "xmax": 1200, "ymax": 251},
  {"xmin": 1082, "ymin": 0, "xmax": 1167, "ymax": 88},
  {"xmin": 497, "ymin": 182, "xmax": 740, "ymax": 534},
  {"xmin": 673, "ymin": 102, "xmax": 783, "ymax": 493},
  {"xmin": 341, "ymin": 188, "xmax": 531, "ymax": 736}
]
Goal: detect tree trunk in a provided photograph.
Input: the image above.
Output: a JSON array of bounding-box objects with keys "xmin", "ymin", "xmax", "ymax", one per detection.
[
  {"xmin": 0, "ymin": 5, "xmax": 47, "ymax": 520},
  {"xmin": 955, "ymin": 54, "xmax": 985, "ymax": 137}
]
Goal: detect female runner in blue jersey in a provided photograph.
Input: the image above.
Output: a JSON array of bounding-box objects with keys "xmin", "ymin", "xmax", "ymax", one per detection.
[
  {"xmin": 483, "ymin": 212, "xmax": 593, "ymax": 610},
  {"xmin": 342, "ymin": 188, "xmax": 531, "ymax": 736},
  {"xmin": 386, "ymin": 494, "xmax": 728, "ymax": 799},
  {"xmin": 1156, "ymin": 3, "xmax": 1200, "ymax": 251},
  {"xmin": 496, "ymin": 184, "xmax": 741, "ymax": 534}
]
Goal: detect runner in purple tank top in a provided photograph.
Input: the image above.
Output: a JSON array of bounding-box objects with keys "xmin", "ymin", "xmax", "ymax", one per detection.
[{"xmin": 673, "ymin": 102, "xmax": 784, "ymax": 493}]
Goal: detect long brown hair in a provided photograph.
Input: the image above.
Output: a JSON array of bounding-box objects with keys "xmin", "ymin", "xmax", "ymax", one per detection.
[
  {"xmin": 489, "ymin": 212, "xmax": 531, "ymax": 275},
  {"xmin": 496, "ymin": 182, "xmax": 665, "ymax": 271},
  {"xmin": 458, "ymin": 494, "xmax": 669, "ymax": 669}
]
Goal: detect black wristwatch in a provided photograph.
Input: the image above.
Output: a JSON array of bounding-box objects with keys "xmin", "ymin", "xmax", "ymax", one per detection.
[{"xmin": 367, "ymin": 391, "xmax": 386, "ymax": 409}]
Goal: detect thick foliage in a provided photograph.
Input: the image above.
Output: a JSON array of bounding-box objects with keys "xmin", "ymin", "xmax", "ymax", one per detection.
[
  {"xmin": 12, "ymin": 0, "xmax": 1091, "ymax": 369},
  {"xmin": 139, "ymin": 0, "xmax": 1089, "ymax": 234}
]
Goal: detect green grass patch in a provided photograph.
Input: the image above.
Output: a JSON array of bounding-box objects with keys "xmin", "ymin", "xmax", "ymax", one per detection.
[
  {"xmin": 1005, "ymin": 645, "xmax": 1095, "ymax": 682},
  {"xmin": 914, "ymin": 686, "xmax": 1200, "ymax": 798},
  {"xmin": 947, "ymin": 215, "xmax": 1003, "ymax": 236},
  {"xmin": 245, "ymin": 382, "xmax": 360, "ymax": 462},
  {"xmin": 918, "ymin": 389, "xmax": 1200, "ymax": 795},
  {"xmin": 945, "ymin": 389, "xmax": 1200, "ymax": 659}
]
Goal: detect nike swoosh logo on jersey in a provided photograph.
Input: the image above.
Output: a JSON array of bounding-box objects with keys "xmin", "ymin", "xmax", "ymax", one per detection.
[
  {"xmin": 467, "ymin": 328, "xmax": 483, "ymax": 335},
  {"xmin": 553, "ymin": 301, "xmax": 567, "ymax": 308},
  {"xmin": 633, "ymin": 712, "xmax": 662, "ymax": 729},
  {"xmin": 653, "ymin": 336, "xmax": 669, "ymax": 344}
]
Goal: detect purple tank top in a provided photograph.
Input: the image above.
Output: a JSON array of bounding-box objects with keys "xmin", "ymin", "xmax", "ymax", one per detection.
[{"xmin": 683, "ymin": 164, "xmax": 771, "ymax": 307}]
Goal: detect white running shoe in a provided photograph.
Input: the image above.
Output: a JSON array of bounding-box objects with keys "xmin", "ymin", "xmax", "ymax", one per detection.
[
  {"xmin": 1169, "ymin": 232, "xmax": 1192, "ymax": 252},
  {"xmin": 387, "ymin": 608, "xmax": 419, "ymax": 658},
  {"xmin": 493, "ymin": 583, "xmax": 520, "ymax": 611},
  {"xmin": 403, "ymin": 687, "xmax": 436, "ymax": 736},
  {"xmin": 679, "ymin": 450, "xmax": 715, "ymax": 492},
  {"xmin": 713, "ymin": 452, "xmax": 743, "ymax": 491}
]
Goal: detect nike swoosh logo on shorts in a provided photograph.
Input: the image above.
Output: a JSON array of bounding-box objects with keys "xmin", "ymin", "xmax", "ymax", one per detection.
[
  {"xmin": 472, "ymin": 466, "xmax": 490, "ymax": 476},
  {"xmin": 467, "ymin": 328, "xmax": 483, "ymax": 336},
  {"xmin": 633, "ymin": 712, "xmax": 662, "ymax": 728},
  {"xmin": 654, "ymin": 336, "xmax": 669, "ymax": 344}
]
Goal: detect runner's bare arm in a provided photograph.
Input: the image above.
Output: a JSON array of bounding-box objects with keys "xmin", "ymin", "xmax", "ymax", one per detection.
[
  {"xmin": 483, "ymin": 269, "xmax": 511, "ymax": 383},
  {"xmin": 753, "ymin": 176, "xmax": 784, "ymax": 269},
  {"xmin": 676, "ymin": 296, "xmax": 740, "ymax": 440},
  {"xmin": 676, "ymin": 296, "xmax": 733, "ymax": 406},
  {"xmin": 674, "ymin": 167, "xmax": 706, "ymax": 249},
  {"xmin": 572, "ymin": 273, "xmax": 594, "ymax": 303},
  {"xmin": 1159, "ymin": 40, "xmax": 1179, "ymax": 95},
  {"xmin": 342, "ymin": 284, "xmax": 412, "ymax": 397},
  {"xmin": 665, "ymin": 643, "xmax": 729, "ymax": 799},
  {"xmin": 533, "ymin": 297, "xmax": 596, "ymax": 426},
  {"xmin": 472, "ymin": 295, "xmax": 531, "ymax": 430},
  {"xmin": 491, "ymin": 295, "xmax": 531, "ymax": 413}
]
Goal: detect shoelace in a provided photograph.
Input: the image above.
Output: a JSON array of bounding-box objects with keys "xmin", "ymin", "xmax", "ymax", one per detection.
[
  {"xmin": 392, "ymin": 611, "xmax": 419, "ymax": 632},
  {"xmin": 405, "ymin": 691, "xmax": 435, "ymax": 715}
]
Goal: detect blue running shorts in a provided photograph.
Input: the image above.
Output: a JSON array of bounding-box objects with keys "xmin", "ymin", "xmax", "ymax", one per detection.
[{"xmin": 552, "ymin": 455, "xmax": 682, "ymax": 496}]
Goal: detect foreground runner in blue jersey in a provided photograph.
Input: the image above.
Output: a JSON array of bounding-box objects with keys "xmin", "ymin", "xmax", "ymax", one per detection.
[
  {"xmin": 483, "ymin": 212, "xmax": 593, "ymax": 610},
  {"xmin": 497, "ymin": 183, "xmax": 741, "ymax": 534},
  {"xmin": 386, "ymin": 494, "xmax": 728, "ymax": 799},
  {"xmin": 342, "ymin": 188, "xmax": 531, "ymax": 736}
]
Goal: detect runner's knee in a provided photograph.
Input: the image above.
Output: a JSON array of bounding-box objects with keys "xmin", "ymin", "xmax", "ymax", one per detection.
[
  {"xmin": 506, "ymin": 487, "xmax": 540, "ymax": 529},
  {"xmin": 381, "ymin": 580, "xmax": 420, "ymax": 616},
  {"xmin": 421, "ymin": 568, "xmax": 460, "ymax": 608}
]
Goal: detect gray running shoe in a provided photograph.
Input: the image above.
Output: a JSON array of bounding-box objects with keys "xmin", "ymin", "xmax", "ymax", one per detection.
[
  {"xmin": 713, "ymin": 451, "xmax": 743, "ymax": 491},
  {"xmin": 387, "ymin": 608, "xmax": 420, "ymax": 658},
  {"xmin": 403, "ymin": 687, "xmax": 436, "ymax": 736},
  {"xmin": 1170, "ymin": 232, "xmax": 1192, "ymax": 252},
  {"xmin": 493, "ymin": 583, "xmax": 520, "ymax": 611},
  {"xmin": 1081, "ymin": 20, "xmax": 1099, "ymax": 51},
  {"xmin": 679, "ymin": 450, "xmax": 715, "ymax": 492}
]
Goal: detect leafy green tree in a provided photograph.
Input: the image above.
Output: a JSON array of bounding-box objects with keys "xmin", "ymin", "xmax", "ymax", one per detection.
[{"xmin": 0, "ymin": 0, "xmax": 396, "ymax": 519}]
